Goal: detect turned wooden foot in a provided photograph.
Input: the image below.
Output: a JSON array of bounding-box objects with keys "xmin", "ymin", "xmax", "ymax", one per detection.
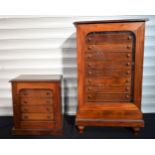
[
  {"xmin": 78, "ymin": 126, "xmax": 85, "ymax": 134},
  {"xmin": 132, "ymin": 127, "xmax": 141, "ymax": 135}
]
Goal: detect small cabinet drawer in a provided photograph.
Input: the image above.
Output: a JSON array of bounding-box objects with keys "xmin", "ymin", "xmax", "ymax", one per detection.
[
  {"xmin": 86, "ymin": 68, "xmax": 132, "ymax": 77},
  {"xmin": 86, "ymin": 93, "xmax": 132, "ymax": 102},
  {"xmin": 86, "ymin": 31, "xmax": 133, "ymax": 44},
  {"xmin": 20, "ymin": 89, "xmax": 53, "ymax": 98},
  {"xmin": 86, "ymin": 85, "xmax": 131, "ymax": 93},
  {"xmin": 21, "ymin": 113, "xmax": 54, "ymax": 121},
  {"xmin": 20, "ymin": 98, "xmax": 53, "ymax": 105},
  {"xmin": 21, "ymin": 105, "xmax": 53, "ymax": 113},
  {"xmin": 85, "ymin": 52, "xmax": 132, "ymax": 62}
]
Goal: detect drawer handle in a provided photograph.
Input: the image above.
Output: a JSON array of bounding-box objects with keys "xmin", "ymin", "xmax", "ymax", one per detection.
[
  {"xmin": 47, "ymin": 115, "xmax": 51, "ymax": 119},
  {"xmin": 88, "ymin": 38, "xmax": 92, "ymax": 41},
  {"xmin": 24, "ymin": 101, "xmax": 27, "ymax": 104},
  {"xmin": 46, "ymin": 108, "xmax": 50, "ymax": 111},
  {"xmin": 126, "ymin": 94, "xmax": 130, "ymax": 98},
  {"xmin": 88, "ymin": 71, "xmax": 92, "ymax": 75},
  {"xmin": 23, "ymin": 115, "xmax": 28, "ymax": 119},
  {"xmin": 126, "ymin": 71, "xmax": 130, "ymax": 75},
  {"xmin": 22, "ymin": 108, "xmax": 27, "ymax": 112},
  {"xmin": 126, "ymin": 87, "xmax": 130, "ymax": 91},
  {"xmin": 126, "ymin": 62, "xmax": 130, "ymax": 66},
  {"xmin": 128, "ymin": 36, "xmax": 132, "ymax": 40},
  {"xmin": 127, "ymin": 54, "xmax": 131, "ymax": 57},
  {"xmin": 127, "ymin": 46, "xmax": 131, "ymax": 49},
  {"xmin": 88, "ymin": 46, "xmax": 92, "ymax": 50}
]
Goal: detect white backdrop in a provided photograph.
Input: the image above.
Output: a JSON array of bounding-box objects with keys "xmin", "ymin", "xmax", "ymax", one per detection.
[{"xmin": 0, "ymin": 15, "xmax": 155, "ymax": 115}]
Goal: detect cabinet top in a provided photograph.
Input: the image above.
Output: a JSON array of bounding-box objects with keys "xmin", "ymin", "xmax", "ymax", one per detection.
[
  {"xmin": 10, "ymin": 74, "xmax": 62, "ymax": 82},
  {"xmin": 74, "ymin": 18, "xmax": 149, "ymax": 26}
]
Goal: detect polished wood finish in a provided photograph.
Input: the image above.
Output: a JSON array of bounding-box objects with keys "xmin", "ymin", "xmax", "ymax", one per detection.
[
  {"xmin": 74, "ymin": 19, "xmax": 148, "ymax": 134},
  {"xmin": 10, "ymin": 75, "xmax": 63, "ymax": 135}
]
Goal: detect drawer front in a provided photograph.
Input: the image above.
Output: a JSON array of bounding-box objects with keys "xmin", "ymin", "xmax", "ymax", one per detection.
[
  {"xmin": 20, "ymin": 89, "xmax": 53, "ymax": 98},
  {"xmin": 86, "ymin": 68, "xmax": 132, "ymax": 77},
  {"xmin": 21, "ymin": 113, "xmax": 54, "ymax": 121},
  {"xmin": 86, "ymin": 44, "xmax": 132, "ymax": 53},
  {"xmin": 86, "ymin": 61, "xmax": 132, "ymax": 70},
  {"xmin": 21, "ymin": 105, "xmax": 53, "ymax": 113},
  {"xmin": 86, "ymin": 93, "xmax": 132, "ymax": 102},
  {"xmin": 86, "ymin": 31, "xmax": 133, "ymax": 45},
  {"xmin": 20, "ymin": 97, "xmax": 53, "ymax": 105},
  {"xmin": 86, "ymin": 85, "xmax": 131, "ymax": 93},
  {"xmin": 85, "ymin": 52, "xmax": 132, "ymax": 61}
]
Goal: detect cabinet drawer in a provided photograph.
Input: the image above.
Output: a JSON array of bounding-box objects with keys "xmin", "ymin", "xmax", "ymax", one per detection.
[
  {"xmin": 86, "ymin": 77, "xmax": 131, "ymax": 85},
  {"xmin": 86, "ymin": 44, "xmax": 132, "ymax": 53},
  {"xmin": 86, "ymin": 68, "xmax": 132, "ymax": 77},
  {"xmin": 20, "ymin": 89, "xmax": 53, "ymax": 98},
  {"xmin": 20, "ymin": 97, "xmax": 53, "ymax": 105},
  {"xmin": 20, "ymin": 121, "xmax": 55, "ymax": 129},
  {"xmin": 21, "ymin": 113, "xmax": 54, "ymax": 121},
  {"xmin": 86, "ymin": 93, "xmax": 132, "ymax": 102},
  {"xmin": 86, "ymin": 85, "xmax": 131, "ymax": 93},
  {"xmin": 21, "ymin": 105, "xmax": 53, "ymax": 113},
  {"xmin": 85, "ymin": 52, "xmax": 132, "ymax": 62},
  {"xmin": 85, "ymin": 61, "xmax": 134, "ymax": 69},
  {"xmin": 86, "ymin": 31, "xmax": 134, "ymax": 45}
]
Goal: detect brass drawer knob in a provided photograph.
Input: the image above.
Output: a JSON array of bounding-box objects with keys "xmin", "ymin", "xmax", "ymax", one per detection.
[
  {"xmin": 88, "ymin": 79, "xmax": 92, "ymax": 84},
  {"xmin": 128, "ymin": 36, "xmax": 132, "ymax": 40},
  {"xmin": 127, "ymin": 53, "xmax": 131, "ymax": 57},
  {"xmin": 88, "ymin": 71, "xmax": 92, "ymax": 75},
  {"xmin": 22, "ymin": 108, "xmax": 27, "ymax": 112},
  {"xmin": 126, "ymin": 94, "xmax": 130, "ymax": 98},
  {"xmin": 127, "ymin": 45, "xmax": 131, "ymax": 49},
  {"xmin": 88, "ymin": 87, "xmax": 92, "ymax": 91},
  {"xmin": 126, "ymin": 62, "xmax": 130, "ymax": 66},
  {"xmin": 46, "ymin": 107, "xmax": 50, "ymax": 111},
  {"xmin": 47, "ymin": 115, "xmax": 51, "ymax": 119},
  {"xmin": 24, "ymin": 101, "xmax": 27, "ymax": 104},
  {"xmin": 88, "ymin": 37, "xmax": 92, "ymax": 41},
  {"xmin": 46, "ymin": 100, "xmax": 50, "ymax": 104},
  {"xmin": 88, "ymin": 46, "xmax": 92, "ymax": 50},
  {"xmin": 23, "ymin": 115, "xmax": 28, "ymax": 119},
  {"xmin": 126, "ymin": 71, "xmax": 130, "ymax": 75},
  {"xmin": 126, "ymin": 87, "xmax": 129, "ymax": 91}
]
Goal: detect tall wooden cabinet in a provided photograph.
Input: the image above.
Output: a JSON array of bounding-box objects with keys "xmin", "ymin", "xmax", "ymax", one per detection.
[{"xmin": 74, "ymin": 19, "xmax": 148, "ymax": 134}]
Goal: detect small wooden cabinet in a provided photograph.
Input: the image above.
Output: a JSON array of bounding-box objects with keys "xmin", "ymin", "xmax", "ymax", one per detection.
[
  {"xmin": 74, "ymin": 19, "xmax": 148, "ymax": 134},
  {"xmin": 10, "ymin": 75, "xmax": 63, "ymax": 135}
]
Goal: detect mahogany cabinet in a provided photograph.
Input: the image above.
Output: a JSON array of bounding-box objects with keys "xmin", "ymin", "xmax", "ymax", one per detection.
[
  {"xmin": 10, "ymin": 75, "xmax": 63, "ymax": 135},
  {"xmin": 74, "ymin": 19, "xmax": 148, "ymax": 134}
]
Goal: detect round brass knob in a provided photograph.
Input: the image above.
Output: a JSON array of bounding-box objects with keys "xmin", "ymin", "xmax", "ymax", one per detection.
[
  {"xmin": 24, "ymin": 101, "xmax": 27, "ymax": 104},
  {"xmin": 88, "ymin": 46, "xmax": 92, "ymax": 50},
  {"xmin": 126, "ymin": 94, "xmax": 129, "ymax": 98},
  {"xmin": 127, "ymin": 45, "xmax": 130, "ymax": 49},
  {"xmin": 88, "ymin": 37, "xmax": 91, "ymax": 41},
  {"xmin": 88, "ymin": 71, "xmax": 92, "ymax": 75},
  {"xmin": 88, "ymin": 79, "xmax": 91, "ymax": 84},
  {"xmin": 128, "ymin": 36, "xmax": 132, "ymax": 40},
  {"xmin": 23, "ymin": 108, "xmax": 27, "ymax": 112},
  {"xmin": 88, "ymin": 87, "xmax": 92, "ymax": 91},
  {"xmin": 127, "ymin": 53, "xmax": 131, "ymax": 57},
  {"xmin": 126, "ymin": 62, "xmax": 130, "ymax": 66},
  {"xmin": 126, "ymin": 87, "xmax": 129, "ymax": 91},
  {"xmin": 88, "ymin": 95, "xmax": 92, "ymax": 99},
  {"xmin": 24, "ymin": 115, "xmax": 28, "ymax": 119},
  {"xmin": 126, "ymin": 71, "xmax": 130, "ymax": 75}
]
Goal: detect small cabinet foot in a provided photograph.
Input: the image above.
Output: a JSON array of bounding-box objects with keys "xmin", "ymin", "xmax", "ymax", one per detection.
[
  {"xmin": 132, "ymin": 127, "xmax": 141, "ymax": 135},
  {"xmin": 77, "ymin": 126, "xmax": 85, "ymax": 134}
]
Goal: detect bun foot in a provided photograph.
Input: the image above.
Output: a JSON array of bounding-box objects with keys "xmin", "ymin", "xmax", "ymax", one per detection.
[
  {"xmin": 132, "ymin": 127, "xmax": 141, "ymax": 135},
  {"xmin": 77, "ymin": 126, "xmax": 85, "ymax": 134}
]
